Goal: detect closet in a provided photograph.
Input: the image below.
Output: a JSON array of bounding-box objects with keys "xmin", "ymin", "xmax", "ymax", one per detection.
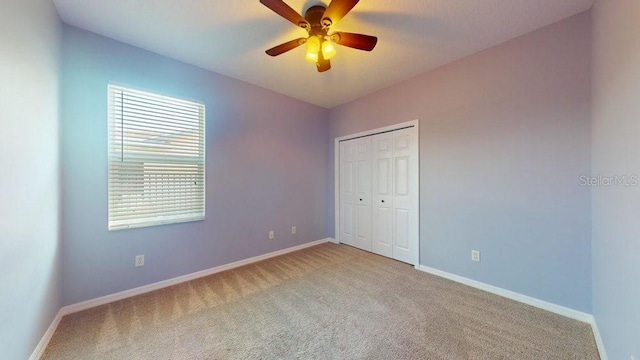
[{"xmin": 337, "ymin": 122, "xmax": 418, "ymax": 265}]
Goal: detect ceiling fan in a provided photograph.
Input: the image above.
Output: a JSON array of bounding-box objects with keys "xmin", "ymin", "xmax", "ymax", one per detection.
[{"xmin": 260, "ymin": 0, "xmax": 378, "ymax": 72}]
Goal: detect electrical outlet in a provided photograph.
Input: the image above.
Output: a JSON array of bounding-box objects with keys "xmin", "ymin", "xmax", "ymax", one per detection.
[
  {"xmin": 471, "ymin": 250, "xmax": 480, "ymax": 262},
  {"xmin": 291, "ymin": 226, "xmax": 297, "ymax": 234},
  {"xmin": 268, "ymin": 230, "xmax": 274, "ymax": 240},
  {"xmin": 135, "ymin": 255, "xmax": 145, "ymax": 267}
]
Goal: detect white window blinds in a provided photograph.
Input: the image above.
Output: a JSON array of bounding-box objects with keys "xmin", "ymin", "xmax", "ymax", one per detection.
[{"xmin": 108, "ymin": 84, "xmax": 205, "ymax": 230}]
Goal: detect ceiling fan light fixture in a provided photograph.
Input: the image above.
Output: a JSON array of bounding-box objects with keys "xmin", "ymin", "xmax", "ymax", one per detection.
[
  {"xmin": 321, "ymin": 39, "xmax": 336, "ymax": 60},
  {"xmin": 261, "ymin": 0, "xmax": 378, "ymax": 72},
  {"xmin": 305, "ymin": 51, "xmax": 319, "ymax": 63},
  {"xmin": 305, "ymin": 36, "xmax": 321, "ymax": 63}
]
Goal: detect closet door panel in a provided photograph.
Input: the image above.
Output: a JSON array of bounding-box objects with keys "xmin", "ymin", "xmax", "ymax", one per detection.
[
  {"xmin": 372, "ymin": 133, "xmax": 393, "ymax": 257},
  {"xmin": 391, "ymin": 129, "xmax": 414, "ymax": 264},
  {"xmin": 354, "ymin": 137, "xmax": 372, "ymax": 251},
  {"xmin": 339, "ymin": 141, "xmax": 356, "ymax": 246}
]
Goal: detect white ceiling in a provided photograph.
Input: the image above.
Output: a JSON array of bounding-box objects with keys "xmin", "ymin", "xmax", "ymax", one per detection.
[{"xmin": 52, "ymin": 0, "xmax": 593, "ymax": 109}]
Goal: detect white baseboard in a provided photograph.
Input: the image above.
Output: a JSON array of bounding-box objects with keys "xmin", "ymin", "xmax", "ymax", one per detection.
[
  {"xmin": 418, "ymin": 265, "xmax": 609, "ymax": 358},
  {"xmin": 590, "ymin": 317, "xmax": 609, "ymax": 360},
  {"xmin": 63, "ymin": 238, "xmax": 333, "ymax": 315},
  {"xmin": 31, "ymin": 238, "xmax": 333, "ymax": 359},
  {"xmin": 418, "ymin": 265, "xmax": 592, "ymax": 322},
  {"xmin": 29, "ymin": 310, "xmax": 64, "ymax": 360}
]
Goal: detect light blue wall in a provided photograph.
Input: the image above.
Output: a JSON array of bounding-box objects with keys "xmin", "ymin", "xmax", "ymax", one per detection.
[
  {"xmin": 330, "ymin": 13, "xmax": 592, "ymax": 312},
  {"xmin": 0, "ymin": 1, "xmax": 62, "ymax": 359},
  {"xmin": 592, "ymin": 0, "xmax": 640, "ymax": 359},
  {"xmin": 61, "ymin": 26, "xmax": 331, "ymax": 305}
]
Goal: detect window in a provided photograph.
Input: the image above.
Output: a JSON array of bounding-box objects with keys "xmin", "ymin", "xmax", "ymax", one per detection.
[{"xmin": 108, "ymin": 84, "xmax": 205, "ymax": 230}]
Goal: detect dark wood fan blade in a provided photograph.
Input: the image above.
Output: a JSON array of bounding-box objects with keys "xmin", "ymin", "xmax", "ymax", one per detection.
[
  {"xmin": 260, "ymin": 0, "xmax": 309, "ymax": 29},
  {"xmin": 322, "ymin": 0, "xmax": 359, "ymax": 27},
  {"xmin": 331, "ymin": 32, "xmax": 377, "ymax": 51},
  {"xmin": 265, "ymin": 38, "xmax": 307, "ymax": 56},
  {"xmin": 316, "ymin": 50, "xmax": 331, "ymax": 72}
]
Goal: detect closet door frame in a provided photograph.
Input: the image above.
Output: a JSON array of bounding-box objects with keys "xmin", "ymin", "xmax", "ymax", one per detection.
[{"xmin": 334, "ymin": 119, "xmax": 420, "ymax": 268}]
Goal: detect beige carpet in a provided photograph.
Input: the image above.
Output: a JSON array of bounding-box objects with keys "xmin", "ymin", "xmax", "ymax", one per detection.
[{"xmin": 43, "ymin": 243, "xmax": 599, "ymax": 359}]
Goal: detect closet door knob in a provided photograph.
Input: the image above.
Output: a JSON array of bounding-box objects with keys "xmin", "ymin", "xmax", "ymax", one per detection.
[
  {"xmin": 359, "ymin": 198, "xmax": 363, "ymax": 201},
  {"xmin": 381, "ymin": 200, "xmax": 385, "ymax": 203}
]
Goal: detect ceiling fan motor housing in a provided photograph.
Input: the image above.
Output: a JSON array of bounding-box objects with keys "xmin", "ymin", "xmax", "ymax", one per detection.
[{"xmin": 305, "ymin": 5, "xmax": 329, "ymax": 37}]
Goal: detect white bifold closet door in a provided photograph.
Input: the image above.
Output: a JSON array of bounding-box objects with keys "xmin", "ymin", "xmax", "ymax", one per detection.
[
  {"xmin": 340, "ymin": 136, "xmax": 373, "ymax": 251},
  {"xmin": 339, "ymin": 126, "xmax": 417, "ymax": 265},
  {"xmin": 372, "ymin": 128, "xmax": 414, "ymax": 263}
]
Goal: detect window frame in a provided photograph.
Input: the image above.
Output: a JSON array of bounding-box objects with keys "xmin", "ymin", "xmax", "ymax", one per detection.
[{"xmin": 107, "ymin": 83, "xmax": 206, "ymax": 231}]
